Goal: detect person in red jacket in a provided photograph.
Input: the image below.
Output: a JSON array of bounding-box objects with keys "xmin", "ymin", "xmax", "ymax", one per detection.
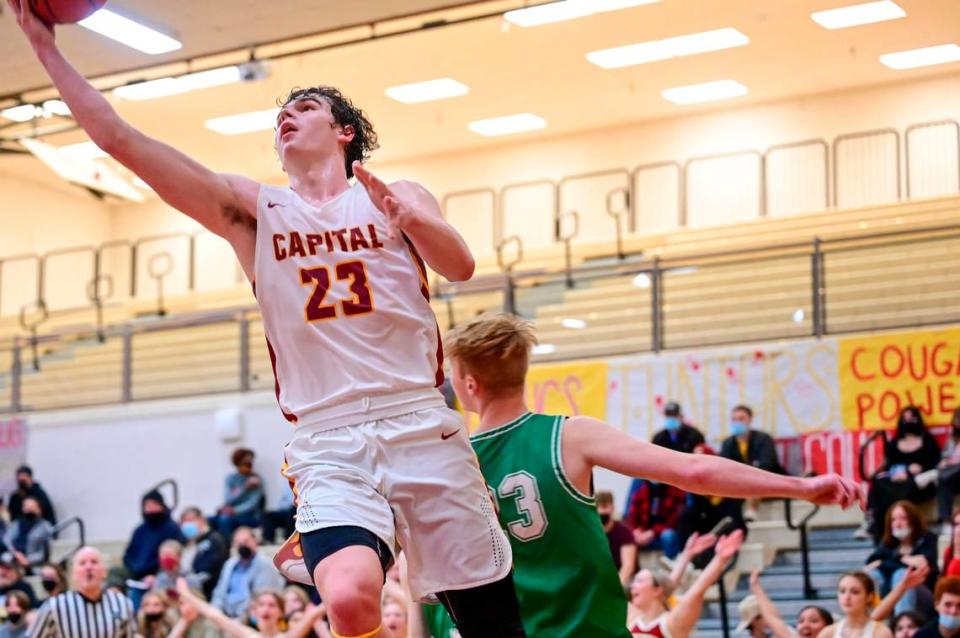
[{"xmin": 942, "ymin": 507, "xmax": 960, "ymax": 578}]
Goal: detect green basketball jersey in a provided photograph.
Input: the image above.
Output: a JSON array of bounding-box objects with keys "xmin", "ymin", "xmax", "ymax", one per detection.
[
  {"xmin": 422, "ymin": 603, "xmax": 461, "ymax": 638},
  {"xmin": 469, "ymin": 412, "xmax": 632, "ymax": 638}
]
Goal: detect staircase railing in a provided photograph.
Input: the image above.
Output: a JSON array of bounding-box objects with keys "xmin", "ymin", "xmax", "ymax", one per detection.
[
  {"xmin": 784, "ymin": 498, "xmax": 821, "ymax": 600},
  {"xmin": 51, "ymin": 516, "xmax": 85, "ymax": 566}
]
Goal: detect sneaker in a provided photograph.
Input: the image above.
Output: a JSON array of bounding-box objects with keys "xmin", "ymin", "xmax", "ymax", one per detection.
[
  {"xmin": 273, "ymin": 532, "xmax": 313, "ymax": 585},
  {"xmin": 853, "ymin": 520, "xmax": 871, "ymax": 540}
]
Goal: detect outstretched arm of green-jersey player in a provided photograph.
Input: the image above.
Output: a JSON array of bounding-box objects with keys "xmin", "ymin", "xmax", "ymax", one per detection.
[{"xmin": 562, "ymin": 417, "xmax": 865, "ymax": 509}]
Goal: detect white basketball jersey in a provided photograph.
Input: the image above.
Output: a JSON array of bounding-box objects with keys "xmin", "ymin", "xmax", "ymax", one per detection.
[{"xmin": 253, "ymin": 182, "xmax": 442, "ymax": 424}]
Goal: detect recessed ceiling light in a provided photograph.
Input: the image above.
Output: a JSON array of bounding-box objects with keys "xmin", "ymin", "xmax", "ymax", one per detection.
[
  {"xmin": 792, "ymin": 309, "xmax": 806, "ymax": 324},
  {"xmin": 587, "ymin": 28, "xmax": 749, "ymax": 69},
  {"xmin": 504, "ymin": 0, "xmax": 660, "ymax": 27},
  {"xmin": 79, "ymin": 9, "xmax": 181, "ymax": 55},
  {"xmin": 811, "ymin": 1, "xmax": 905, "ymax": 29},
  {"xmin": 662, "ymin": 80, "xmax": 748, "ymax": 105},
  {"xmin": 532, "ymin": 344, "xmax": 557, "ymax": 355},
  {"xmin": 632, "ymin": 273, "xmax": 651, "ymax": 288},
  {"xmin": 386, "ymin": 78, "xmax": 469, "ymax": 104},
  {"xmin": 205, "ymin": 108, "xmax": 281, "ymax": 135},
  {"xmin": 468, "ymin": 113, "xmax": 547, "ymax": 137},
  {"xmin": 880, "ymin": 44, "xmax": 960, "ymax": 70},
  {"xmin": 114, "ymin": 66, "xmax": 243, "ymax": 101},
  {"xmin": 561, "ymin": 318, "xmax": 587, "ymax": 329}
]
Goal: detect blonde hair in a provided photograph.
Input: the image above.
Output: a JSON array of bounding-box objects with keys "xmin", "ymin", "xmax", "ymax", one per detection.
[
  {"xmin": 444, "ymin": 314, "xmax": 537, "ymax": 395},
  {"xmin": 158, "ymin": 540, "xmax": 182, "ymax": 556}
]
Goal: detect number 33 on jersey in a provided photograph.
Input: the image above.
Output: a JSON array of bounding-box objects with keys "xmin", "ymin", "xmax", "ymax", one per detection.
[{"xmin": 254, "ymin": 183, "xmax": 443, "ymax": 423}]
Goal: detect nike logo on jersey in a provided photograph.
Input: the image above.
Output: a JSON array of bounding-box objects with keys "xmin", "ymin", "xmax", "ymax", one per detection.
[
  {"xmin": 441, "ymin": 429, "xmax": 461, "ymax": 441},
  {"xmin": 267, "ymin": 201, "xmax": 284, "ymax": 208}
]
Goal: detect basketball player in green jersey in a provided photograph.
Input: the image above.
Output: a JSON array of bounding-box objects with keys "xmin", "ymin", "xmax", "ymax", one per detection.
[{"xmin": 437, "ymin": 313, "xmax": 864, "ymax": 638}]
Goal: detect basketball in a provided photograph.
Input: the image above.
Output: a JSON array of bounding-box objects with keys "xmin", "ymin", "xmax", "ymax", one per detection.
[{"xmin": 29, "ymin": 0, "xmax": 107, "ymax": 24}]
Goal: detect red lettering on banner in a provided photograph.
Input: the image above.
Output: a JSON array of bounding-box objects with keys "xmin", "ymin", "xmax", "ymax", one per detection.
[
  {"xmin": 932, "ymin": 342, "xmax": 953, "ymax": 376},
  {"xmin": 904, "ymin": 386, "xmax": 934, "ymax": 416},
  {"xmin": 941, "ymin": 382, "xmax": 957, "ymax": 414},
  {"xmin": 856, "ymin": 394, "xmax": 875, "ymax": 429},
  {"xmin": 880, "ymin": 346, "xmax": 905, "ymax": 378},
  {"xmin": 907, "ymin": 345, "xmax": 929, "ymax": 381},
  {"xmin": 851, "ymin": 347, "xmax": 876, "ymax": 381},
  {"xmin": 878, "ymin": 391, "xmax": 902, "ymax": 422},
  {"xmin": 563, "ymin": 376, "xmax": 583, "ymax": 416}
]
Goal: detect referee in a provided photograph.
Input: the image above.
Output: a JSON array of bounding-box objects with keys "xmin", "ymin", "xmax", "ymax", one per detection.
[{"xmin": 29, "ymin": 547, "xmax": 137, "ymax": 638}]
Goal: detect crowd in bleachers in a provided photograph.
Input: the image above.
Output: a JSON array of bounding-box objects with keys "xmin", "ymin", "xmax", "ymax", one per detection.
[{"xmin": 0, "ymin": 405, "xmax": 959, "ymax": 636}]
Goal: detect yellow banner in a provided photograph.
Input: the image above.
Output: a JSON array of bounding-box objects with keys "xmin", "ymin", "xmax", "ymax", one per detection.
[
  {"xmin": 839, "ymin": 327, "xmax": 960, "ymax": 430},
  {"xmin": 462, "ymin": 360, "xmax": 608, "ymax": 430}
]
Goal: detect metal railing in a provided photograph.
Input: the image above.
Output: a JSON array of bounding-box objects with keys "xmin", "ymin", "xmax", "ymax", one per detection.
[
  {"xmin": 51, "ymin": 516, "xmax": 86, "ymax": 566},
  {"xmin": 784, "ymin": 499, "xmax": 821, "ymax": 600}
]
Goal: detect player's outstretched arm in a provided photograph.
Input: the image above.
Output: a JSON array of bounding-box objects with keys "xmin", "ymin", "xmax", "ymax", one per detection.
[
  {"xmin": 8, "ymin": 0, "xmax": 258, "ymax": 239},
  {"xmin": 566, "ymin": 417, "xmax": 864, "ymax": 509},
  {"xmin": 353, "ymin": 163, "xmax": 475, "ymax": 281},
  {"xmin": 668, "ymin": 530, "xmax": 744, "ymax": 638}
]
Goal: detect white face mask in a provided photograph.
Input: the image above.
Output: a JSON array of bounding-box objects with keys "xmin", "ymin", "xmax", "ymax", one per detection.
[{"xmin": 892, "ymin": 527, "xmax": 912, "ymax": 540}]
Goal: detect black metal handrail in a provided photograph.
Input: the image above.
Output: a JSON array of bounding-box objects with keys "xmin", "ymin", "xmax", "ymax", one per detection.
[
  {"xmin": 51, "ymin": 516, "xmax": 86, "ymax": 566},
  {"xmin": 146, "ymin": 478, "xmax": 180, "ymax": 512},
  {"xmin": 784, "ymin": 498, "xmax": 821, "ymax": 600},
  {"xmin": 858, "ymin": 430, "xmax": 888, "ymax": 482},
  {"xmin": 716, "ymin": 542, "xmax": 741, "ymax": 638}
]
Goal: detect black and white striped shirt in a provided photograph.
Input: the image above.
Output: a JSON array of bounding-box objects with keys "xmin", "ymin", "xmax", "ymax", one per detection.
[{"xmin": 28, "ymin": 591, "xmax": 136, "ymax": 638}]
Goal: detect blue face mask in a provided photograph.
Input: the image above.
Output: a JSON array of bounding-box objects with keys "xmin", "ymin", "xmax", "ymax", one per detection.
[
  {"xmin": 941, "ymin": 613, "xmax": 960, "ymax": 630},
  {"xmin": 731, "ymin": 422, "xmax": 748, "ymax": 437},
  {"xmin": 181, "ymin": 521, "xmax": 200, "ymax": 540},
  {"xmin": 664, "ymin": 417, "xmax": 681, "ymax": 432}
]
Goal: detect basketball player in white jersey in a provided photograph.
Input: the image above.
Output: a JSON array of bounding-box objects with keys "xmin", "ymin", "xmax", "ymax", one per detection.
[{"xmin": 9, "ymin": 3, "xmax": 525, "ymax": 638}]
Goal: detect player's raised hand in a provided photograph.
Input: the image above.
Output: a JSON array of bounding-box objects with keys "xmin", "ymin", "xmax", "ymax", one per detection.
[
  {"xmin": 7, "ymin": 0, "xmax": 55, "ymax": 49},
  {"xmin": 682, "ymin": 531, "xmax": 717, "ymax": 558},
  {"xmin": 714, "ymin": 529, "xmax": 745, "ymax": 561},
  {"xmin": 352, "ymin": 161, "xmax": 410, "ymax": 240},
  {"xmin": 804, "ymin": 473, "xmax": 865, "ymax": 509}
]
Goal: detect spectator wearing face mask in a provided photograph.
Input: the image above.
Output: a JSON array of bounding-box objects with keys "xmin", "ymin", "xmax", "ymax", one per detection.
[
  {"xmin": 210, "ymin": 527, "xmax": 284, "ymax": 618},
  {"xmin": 37, "ymin": 562, "xmax": 67, "ymax": 600},
  {"xmin": 937, "ymin": 409, "xmax": 960, "ymax": 532},
  {"xmin": 652, "ymin": 402, "xmax": 705, "ymax": 454},
  {"xmin": 596, "ymin": 491, "xmax": 636, "ymax": 588},
  {"xmin": 913, "ymin": 576, "xmax": 960, "ymax": 638},
  {"xmin": 179, "ymin": 507, "xmax": 229, "ymax": 599},
  {"xmin": 214, "ymin": 449, "xmax": 265, "ymax": 541},
  {"xmin": 122, "ymin": 491, "xmax": 185, "ymax": 584},
  {"xmin": 719, "ymin": 404, "xmax": 784, "ymax": 522},
  {"xmin": 0, "ymin": 557, "xmax": 38, "ymax": 608},
  {"xmin": 8, "ymin": 466, "xmax": 55, "ymax": 526},
  {"xmin": 4, "ymin": 497, "xmax": 54, "ymax": 571},
  {"xmin": 152, "ymin": 540, "xmax": 190, "ymax": 594},
  {"xmin": 137, "ymin": 590, "xmax": 176, "ymax": 638},
  {"xmin": 860, "ymin": 407, "xmax": 941, "ymax": 541}
]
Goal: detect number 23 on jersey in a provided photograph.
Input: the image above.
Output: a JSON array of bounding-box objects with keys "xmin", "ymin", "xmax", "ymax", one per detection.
[{"xmin": 299, "ymin": 260, "xmax": 374, "ymax": 321}]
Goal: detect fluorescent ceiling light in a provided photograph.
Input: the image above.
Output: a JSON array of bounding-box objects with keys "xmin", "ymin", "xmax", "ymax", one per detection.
[
  {"xmin": 1, "ymin": 105, "xmax": 39, "ymax": 122},
  {"xmin": 662, "ymin": 79, "xmax": 748, "ymax": 105},
  {"xmin": 880, "ymin": 44, "xmax": 960, "ymax": 70},
  {"xmin": 468, "ymin": 113, "xmax": 546, "ymax": 137},
  {"xmin": 386, "ymin": 78, "xmax": 469, "ymax": 104},
  {"xmin": 42, "ymin": 100, "xmax": 71, "ymax": 116},
  {"xmin": 561, "ymin": 318, "xmax": 587, "ymax": 329},
  {"xmin": 587, "ymin": 27, "xmax": 748, "ymax": 69},
  {"xmin": 79, "ymin": 9, "xmax": 181, "ymax": 55},
  {"xmin": 811, "ymin": 1, "xmax": 905, "ymax": 29},
  {"xmin": 532, "ymin": 344, "xmax": 557, "ymax": 355},
  {"xmin": 59, "ymin": 141, "xmax": 108, "ymax": 162},
  {"xmin": 205, "ymin": 108, "xmax": 281, "ymax": 135},
  {"xmin": 114, "ymin": 66, "xmax": 243, "ymax": 101},
  {"xmin": 504, "ymin": 0, "xmax": 660, "ymax": 27}
]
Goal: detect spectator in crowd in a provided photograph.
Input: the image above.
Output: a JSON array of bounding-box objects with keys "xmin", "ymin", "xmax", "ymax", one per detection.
[
  {"xmin": 381, "ymin": 598, "xmax": 407, "ymax": 638},
  {"xmin": 179, "ymin": 579, "xmax": 328, "ymax": 638},
  {"xmin": 860, "ymin": 407, "xmax": 941, "ymax": 541},
  {"xmin": 652, "ymin": 402, "xmax": 705, "ymax": 454},
  {"xmin": 261, "ymin": 490, "xmax": 296, "ymax": 546},
  {"xmin": 937, "ymin": 410, "xmax": 960, "ymax": 531},
  {"xmin": 152, "ymin": 540, "xmax": 190, "ymax": 594},
  {"xmin": 749, "ymin": 569, "xmax": 834, "ymax": 638},
  {"xmin": 624, "ymin": 479, "xmax": 685, "ymax": 559},
  {"xmin": 0, "ymin": 558, "xmax": 37, "ymax": 608},
  {"xmin": 30, "ymin": 546, "xmax": 138, "ymax": 638},
  {"xmin": 122, "ymin": 490, "xmax": 184, "ymax": 582},
  {"xmin": 0, "ymin": 591, "xmax": 33, "ymax": 638},
  {"xmin": 870, "ymin": 562, "xmax": 929, "ymax": 632},
  {"xmin": 210, "ymin": 527, "xmax": 284, "ymax": 619},
  {"xmin": 720, "ymin": 404, "xmax": 784, "ymax": 522},
  {"xmin": 816, "ymin": 571, "xmax": 893, "ymax": 638},
  {"xmin": 596, "ymin": 490, "xmax": 636, "ymax": 588},
  {"xmin": 677, "ymin": 443, "xmax": 747, "ymax": 559},
  {"xmin": 913, "ymin": 575, "xmax": 960, "ymax": 638},
  {"xmin": 894, "ymin": 612, "xmax": 924, "ymax": 638},
  {"xmin": 169, "ymin": 588, "xmax": 220, "ymax": 638},
  {"xmin": 4, "ymin": 497, "xmax": 54, "ymax": 571},
  {"xmin": 8, "ymin": 467, "xmax": 55, "ymax": 526},
  {"xmin": 866, "ymin": 500, "xmax": 939, "ymax": 617},
  {"xmin": 282, "ymin": 587, "xmax": 309, "ymax": 618},
  {"xmin": 214, "ymin": 449, "xmax": 264, "ymax": 540},
  {"xmin": 37, "ymin": 563, "xmax": 67, "ymax": 601},
  {"xmin": 179, "ymin": 507, "xmax": 229, "ymax": 599},
  {"xmin": 627, "ymin": 530, "xmax": 744, "ymax": 638},
  {"xmin": 137, "ymin": 590, "xmax": 176, "ymax": 638},
  {"xmin": 736, "ymin": 595, "xmax": 773, "ymax": 638},
  {"xmin": 943, "ymin": 507, "xmax": 960, "ymax": 577}
]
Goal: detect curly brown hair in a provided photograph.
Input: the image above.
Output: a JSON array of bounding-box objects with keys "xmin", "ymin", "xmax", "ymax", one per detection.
[{"xmin": 280, "ymin": 86, "xmax": 379, "ymax": 178}]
